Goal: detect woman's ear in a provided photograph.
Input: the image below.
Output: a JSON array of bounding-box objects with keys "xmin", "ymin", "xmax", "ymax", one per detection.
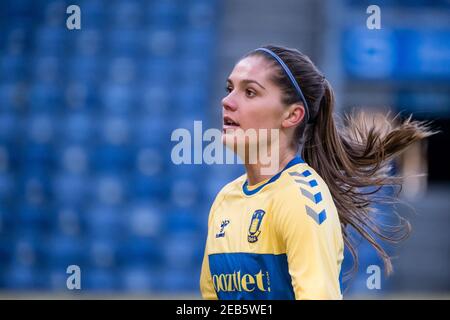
[{"xmin": 281, "ymin": 103, "xmax": 305, "ymax": 129}]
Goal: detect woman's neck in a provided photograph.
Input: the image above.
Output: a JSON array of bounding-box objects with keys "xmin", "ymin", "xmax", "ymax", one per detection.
[{"xmin": 244, "ymin": 150, "xmax": 297, "ymax": 186}]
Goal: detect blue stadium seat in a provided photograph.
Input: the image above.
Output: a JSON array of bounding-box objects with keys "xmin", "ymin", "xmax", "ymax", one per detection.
[
  {"xmin": 0, "ymin": 54, "xmax": 28, "ymax": 82},
  {"xmin": 3, "ymin": 26, "xmax": 30, "ymax": 55},
  {"xmin": 133, "ymin": 115, "xmax": 170, "ymax": 147},
  {"xmin": 101, "ymin": 83, "xmax": 135, "ymax": 115},
  {"xmin": 76, "ymin": 0, "xmax": 105, "ymax": 29},
  {"xmin": 0, "ymin": 144, "xmax": 15, "ymax": 175},
  {"xmin": 0, "ymin": 113, "xmax": 18, "ymax": 142},
  {"xmin": 107, "ymin": 29, "xmax": 142, "ymax": 57},
  {"xmin": 2, "ymin": 264, "xmax": 37, "ymax": 290},
  {"xmin": 57, "ymin": 145, "xmax": 89, "ymax": 174},
  {"xmin": 72, "ymin": 29, "xmax": 102, "ymax": 57},
  {"xmin": 0, "ymin": 173, "xmax": 14, "ymax": 203},
  {"xmin": 17, "ymin": 204, "xmax": 51, "ymax": 231},
  {"xmin": 51, "ymin": 207, "xmax": 84, "ymax": 237},
  {"xmin": 120, "ymin": 266, "xmax": 161, "ymax": 292},
  {"xmin": 0, "ymin": 205, "xmax": 16, "ymax": 238},
  {"xmin": 42, "ymin": 0, "xmax": 67, "ymax": 28},
  {"xmin": 0, "ymin": 232, "xmax": 13, "ymax": 266},
  {"xmin": 185, "ymin": 0, "xmax": 218, "ymax": 30},
  {"xmin": 62, "ymin": 112, "xmax": 95, "ymax": 144},
  {"xmin": 0, "ymin": 83, "xmax": 26, "ymax": 111},
  {"xmin": 34, "ymin": 26, "xmax": 65, "ymax": 56},
  {"xmin": 139, "ymin": 83, "xmax": 171, "ymax": 116},
  {"xmin": 93, "ymin": 145, "xmax": 132, "ymax": 173},
  {"xmin": 65, "ymin": 82, "xmax": 100, "ymax": 111},
  {"xmin": 134, "ymin": 146, "xmax": 165, "ymax": 176},
  {"xmin": 161, "ymin": 266, "xmax": 199, "ymax": 292},
  {"xmin": 125, "ymin": 202, "xmax": 164, "ymax": 239},
  {"xmin": 45, "ymin": 234, "xmax": 85, "ymax": 268},
  {"xmin": 83, "ymin": 267, "xmax": 119, "ymax": 291},
  {"xmin": 130, "ymin": 172, "xmax": 168, "ymax": 201},
  {"xmin": 53, "ymin": 172, "xmax": 89, "ymax": 205},
  {"xmin": 178, "ymin": 58, "xmax": 210, "ymax": 87},
  {"xmin": 93, "ymin": 175, "xmax": 126, "ymax": 205},
  {"xmin": 145, "ymin": 28, "xmax": 177, "ymax": 58},
  {"xmin": 118, "ymin": 236, "xmax": 163, "ymax": 267},
  {"xmin": 174, "ymin": 85, "xmax": 208, "ymax": 114},
  {"xmin": 171, "ymin": 179, "xmax": 204, "ymax": 208},
  {"xmin": 110, "ymin": 1, "xmax": 143, "ymax": 29},
  {"xmin": 66, "ymin": 56, "xmax": 104, "ymax": 84},
  {"xmin": 165, "ymin": 206, "xmax": 202, "ymax": 234},
  {"xmin": 179, "ymin": 29, "xmax": 214, "ymax": 60},
  {"xmin": 21, "ymin": 142, "xmax": 55, "ymax": 168},
  {"xmin": 29, "ymin": 83, "xmax": 62, "ymax": 113},
  {"xmin": 140, "ymin": 57, "xmax": 174, "ymax": 84},
  {"xmin": 31, "ymin": 55, "xmax": 60, "ymax": 84},
  {"xmin": 87, "ymin": 236, "xmax": 118, "ymax": 269},
  {"xmin": 4, "ymin": 0, "xmax": 33, "ymax": 16},
  {"xmin": 83, "ymin": 204, "xmax": 124, "ymax": 237},
  {"xmin": 26, "ymin": 113, "xmax": 55, "ymax": 144},
  {"xmin": 9, "ymin": 232, "xmax": 45, "ymax": 268},
  {"xmin": 99, "ymin": 116, "xmax": 131, "ymax": 145},
  {"xmin": 147, "ymin": 1, "xmax": 182, "ymax": 29}
]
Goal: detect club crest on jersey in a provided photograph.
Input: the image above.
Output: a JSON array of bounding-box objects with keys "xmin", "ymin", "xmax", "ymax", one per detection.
[
  {"xmin": 216, "ymin": 219, "xmax": 230, "ymax": 238},
  {"xmin": 248, "ymin": 209, "xmax": 266, "ymax": 243}
]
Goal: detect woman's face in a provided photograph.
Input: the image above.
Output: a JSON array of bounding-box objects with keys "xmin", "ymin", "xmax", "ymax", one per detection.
[{"xmin": 221, "ymin": 55, "xmax": 304, "ymax": 153}]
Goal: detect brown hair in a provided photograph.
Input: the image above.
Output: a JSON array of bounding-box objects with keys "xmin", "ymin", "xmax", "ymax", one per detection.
[{"xmin": 247, "ymin": 45, "xmax": 437, "ymax": 278}]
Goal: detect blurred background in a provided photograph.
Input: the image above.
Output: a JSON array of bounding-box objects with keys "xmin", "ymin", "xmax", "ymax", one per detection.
[{"xmin": 0, "ymin": 0, "xmax": 449, "ymax": 299}]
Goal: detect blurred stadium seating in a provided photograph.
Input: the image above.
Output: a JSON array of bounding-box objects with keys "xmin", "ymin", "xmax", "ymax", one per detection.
[
  {"xmin": 0, "ymin": 0, "xmax": 449, "ymax": 299},
  {"xmin": 0, "ymin": 0, "xmax": 220, "ymax": 294}
]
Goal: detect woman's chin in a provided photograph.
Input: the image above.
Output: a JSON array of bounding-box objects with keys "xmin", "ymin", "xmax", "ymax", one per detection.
[
  {"xmin": 221, "ymin": 130, "xmax": 244, "ymax": 150},
  {"xmin": 222, "ymin": 131, "xmax": 238, "ymax": 148}
]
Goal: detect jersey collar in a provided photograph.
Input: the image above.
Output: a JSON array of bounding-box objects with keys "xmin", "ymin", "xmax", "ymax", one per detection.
[{"xmin": 242, "ymin": 155, "xmax": 305, "ymax": 196}]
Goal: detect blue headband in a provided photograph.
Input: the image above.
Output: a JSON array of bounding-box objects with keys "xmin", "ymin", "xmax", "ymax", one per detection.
[{"xmin": 255, "ymin": 48, "xmax": 311, "ymax": 123}]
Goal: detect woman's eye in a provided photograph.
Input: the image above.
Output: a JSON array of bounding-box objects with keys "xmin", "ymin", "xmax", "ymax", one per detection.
[
  {"xmin": 246, "ymin": 89, "xmax": 256, "ymax": 97},
  {"xmin": 225, "ymin": 86, "xmax": 233, "ymax": 93}
]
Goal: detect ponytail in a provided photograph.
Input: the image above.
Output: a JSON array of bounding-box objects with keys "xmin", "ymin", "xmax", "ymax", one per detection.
[
  {"xmin": 303, "ymin": 79, "xmax": 436, "ymax": 278},
  {"xmin": 249, "ymin": 44, "xmax": 437, "ymax": 279}
]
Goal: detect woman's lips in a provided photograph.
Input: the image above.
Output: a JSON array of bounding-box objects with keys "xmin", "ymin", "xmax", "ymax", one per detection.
[
  {"xmin": 222, "ymin": 124, "xmax": 240, "ymax": 132},
  {"xmin": 223, "ymin": 116, "xmax": 240, "ymax": 132}
]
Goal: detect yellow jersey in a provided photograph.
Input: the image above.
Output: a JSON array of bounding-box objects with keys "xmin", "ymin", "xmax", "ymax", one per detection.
[{"xmin": 200, "ymin": 155, "xmax": 344, "ymax": 300}]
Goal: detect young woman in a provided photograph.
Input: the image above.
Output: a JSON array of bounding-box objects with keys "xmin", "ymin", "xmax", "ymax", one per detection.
[{"xmin": 200, "ymin": 45, "xmax": 434, "ymax": 300}]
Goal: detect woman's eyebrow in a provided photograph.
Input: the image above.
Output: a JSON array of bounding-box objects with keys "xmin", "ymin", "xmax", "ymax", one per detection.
[{"xmin": 227, "ymin": 78, "xmax": 266, "ymax": 90}]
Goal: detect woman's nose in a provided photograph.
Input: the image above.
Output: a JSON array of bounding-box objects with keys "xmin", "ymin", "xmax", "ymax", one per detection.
[{"xmin": 222, "ymin": 93, "xmax": 237, "ymax": 111}]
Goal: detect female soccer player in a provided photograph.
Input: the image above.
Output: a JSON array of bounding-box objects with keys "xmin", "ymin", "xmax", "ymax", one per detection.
[{"xmin": 200, "ymin": 45, "xmax": 434, "ymax": 300}]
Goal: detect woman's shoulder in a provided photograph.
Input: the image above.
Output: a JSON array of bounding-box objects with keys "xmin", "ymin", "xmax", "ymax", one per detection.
[
  {"xmin": 211, "ymin": 173, "xmax": 246, "ymax": 201},
  {"xmin": 208, "ymin": 173, "xmax": 246, "ymax": 214},
  {"xmin": 271, "ymin": 163, "xmax": 336, "ymax": 223},
  {"xmin": 274, "ymin": 163, "xmax": 329, "ymax": 205},
  {"xmin": 217, "ymin": 173, "xmax": 247, "ymax": 195}
]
